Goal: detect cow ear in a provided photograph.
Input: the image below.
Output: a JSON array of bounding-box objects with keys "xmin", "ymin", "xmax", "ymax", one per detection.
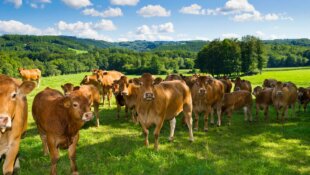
[
  {"xmin": 73, "ymin": 86, "xmax": 80, "ymax": 91},
  {"xmin": 18, "ymin": 81, "xmax": 36, "ymax": 96},
  {"xmin": 208, "ymin": 79, "xmax": 214, "ymax": 84},
  {"xmin": 63, "ymin": 97, "xmax": 71, "ymax": 108}
]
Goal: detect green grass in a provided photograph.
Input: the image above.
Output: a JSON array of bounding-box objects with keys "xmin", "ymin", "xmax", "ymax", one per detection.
[
  {"xmin": 68, "ymin": 48, "xmax": 88, "ymax": 54},
  {"xmin": 10, "ymin": 69, "xmax": 310, "ymax": 175}
]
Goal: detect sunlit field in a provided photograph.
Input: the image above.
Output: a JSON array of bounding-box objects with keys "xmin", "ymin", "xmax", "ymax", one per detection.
[{"xmin": 11, "ymin": 69, "xmax": 310, "ymax": 175}]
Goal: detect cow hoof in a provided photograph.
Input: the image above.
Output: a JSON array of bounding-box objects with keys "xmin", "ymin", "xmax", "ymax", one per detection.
[
  {"xmin": 204, "ymin": 128, "xmax": 208, "ymax": 132},
  {"xmin": 189, "ymin": 138, "xmax": 194, "ymax": 142},
  {"xmin": 72, "ymin": 171, "xmax": 79, "ymax": 175},
  {"xmin": 168, "ymin": 137, "xmax": 174, "ymax": 142},
  {"xmin": 193, "ymin": 128, "xmax": 198, "ymax": 131}
]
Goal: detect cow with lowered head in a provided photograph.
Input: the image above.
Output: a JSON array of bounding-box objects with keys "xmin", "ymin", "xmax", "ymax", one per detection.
[
  {"xmin": 32, "ymin": 88, "xmax": 93, "ymax": 175},
  {"xmin": 0, "ymin": 75, "xmax": 36, "ymax": 175}
]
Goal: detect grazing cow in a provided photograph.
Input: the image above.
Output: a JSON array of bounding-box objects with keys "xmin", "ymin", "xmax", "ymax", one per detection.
[
  {"xmin": 96, "ymin": 70, "xmax": 124, "ymax": 108},
  {"xmin": 112, "ymin": 80, "xmax": 128, "ymax": 119},
  {"xmin": 272, "ymin": 81, "xmax": 298, "ymax": 122},
  {"xmin": 18, "ymin": 68, "xmax": 41, "ymax": 87},
  {"xmin": 136, "ymin": 73, "xmax": 194, "ymax": 150},
  {"xmin": 0, "ymin": 75, "xmax": 36, "ymax": 175},
  {"xmin": 62, "ymin": 83, "xmax": 101, "ymax": 127},
  {"xmin": 117, "ymin": 76, "xmax": 140, "ymax": 123},
  {"xmin": 191, "ymin": 76, "xmax": 225, "ymax": 131},
  {"xmin": 165, "ymin": 74, "xmax": 182, "ymax": 81},
  {"xmin": 253, "ymin": 86, "xmax": 273, "ymax": 121},
  {"xmin": 297, "ymin": 87, "xmax": 310, "ymax": 112},
  {"xmin": 233, "ymin": 77, "xmax": 252, "ymax": 93},
  {"xmin": 263, "ymin": 79, "xmax": 277, "ymax": 88},
  {"xmin": 222, "ymin": 90, "xmax": 253, "ymax": 125},
  {"xmin": 32, "ymin": 88, "xmax": 93, "ymax": 175},
  {"xmin": 219, "ymin": 76, "xmax": 233, "ymax": 93}
]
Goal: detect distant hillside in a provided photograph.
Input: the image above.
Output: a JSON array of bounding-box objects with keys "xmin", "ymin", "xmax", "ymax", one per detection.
[{"xmin": 264, "ymin": 38, "xmax": 310, "ymax": 46}]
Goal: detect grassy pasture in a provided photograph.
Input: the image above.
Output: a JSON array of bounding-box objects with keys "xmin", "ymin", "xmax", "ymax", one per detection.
[{"xmin": 8, "ymin": 68, "xmax": 310, "ymax": 175}]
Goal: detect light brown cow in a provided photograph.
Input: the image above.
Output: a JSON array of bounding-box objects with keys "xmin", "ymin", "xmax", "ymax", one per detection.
[
  {"xmin": 96, "ymin": 70, "xmax": 124, "ymax": 108},
  {"xmin": 0, "ymin": 75, "xmax": 36, "ymax": 175},
  {"xmin": 263, "ymin": 79, "xmax": 277, "ymax": 88},
  {"xmin": 136, "ymin": 73, "xmax": 194, "ymax": 150},
  {"xmin": 297, "ymin": 87, "xmax": 310, "ymax": 112},
  {"xmin": 272, "ymin": 81, "xmax": 298, "ymax": 122},
  {"xmin": 191, "ymin": 76, "xmax": 225, "ymax": 131},
  {"xmin": 18, "ymin": 68, "xmax": 41, "ymax": 87},
  {"xmin": 219, "ymin": 76, "xmax": 233, "ymax": 93},
  {"xmin": 222, "ymin": 90, "xmax": 253, "ymax": 125},
  {"xmin": 32, "ymin": 88, "xmax": 93, "ymax": 175},
  {"xmin": 253, "ymin": 86, "xmax": 273, "ymax": 121},
  {"xmin": 62, "ymin": 83, "xmax": 101, "ymax": 126},
  {"xmin": 233, "ymin": 77, "xmax": 252, "ymax": 93}
]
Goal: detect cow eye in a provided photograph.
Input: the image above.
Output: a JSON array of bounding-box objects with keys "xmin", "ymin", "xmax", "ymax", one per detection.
[
  {"xmin": 73, "ymin": 103, "xmax": 79, "ymax": 108},
  {"xmin": 11, "ymin": 92, "xmax": 17, "ymax": 99}
]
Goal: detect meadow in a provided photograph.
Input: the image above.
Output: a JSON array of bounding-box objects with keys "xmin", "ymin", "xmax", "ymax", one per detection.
[{"xmin": 10, "ymin": 68, "xmax": 310, "ymax": 175}]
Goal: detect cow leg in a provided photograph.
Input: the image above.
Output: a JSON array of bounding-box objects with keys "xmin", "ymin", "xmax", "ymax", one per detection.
[
  {"xmin": 140, "ymin": 122, "xmax": 149, "ymax": 147},
  {"xmin": 247, "ymin": 106, "xmax": 253, "ymax": 122},
  {"xmin": 291, "ymin": 103, "xmax": 296, "ymax": 118},
  {"xmin": 47, "ymin": 136, "xmax": 59, "ymax": 175},
  {"xmin": 204, "ymin": 106, "xmax": 211, "ymax": 132},
  {"xmin": 216, "ymin": 104, "xmax": 222, "ymax": 127},
  {"xmin": 116, "ymin": 103, "xmax": 121, "ymax": 119},
  {"xmin": 40, "ymin": 134, "xmax": 49, "ymax": 156},
  {"xmin": 264, "ymin": 106, "xmax": 269, "ymax": 121},
  {"xmin": 102, "ymin": 92, "xmax": 106, "ymax": 107},
  {"xmin": 227, "ymin": 110, "xmax": 232, "ymax": 126},
  {"xmin": 255, "ymin": 104, "xmax": 259, "ymax": 122},
  {"xmin": 304, "ymin": 101, "xmax": 309, "ymax": 112},
  {"xmin": 37, "ymin": 78, "xmax": 40, "ymax": 88},
  {"xmin": 125, "ymin": 106, "xmax": 129, "ymax": 119},
  {"xmin": 243, "ymin": 107, "xmax": 249, "ymax": 122},
  {"xmin": 94, "ymin": 102, "xmax": 100, "ymax": 127},
  {"xmin": 275, "ymin": 107, "xmax": 279, "ymax": 122},
  {"xmin": 154, "ymin": 119, "xmax": 164, "ymax": 151},
  {"xmin": 193, "ymin": 111, "xmax": 199, "ymax": 131},
  {"xmin": 3, "ymin": 139, "xmax": 21, "ymax": 175},
  {"xmin": 68, "ymin": 134, "xmax": 79, "ymax": 175},
  {"xmin": 168, "ymin": 118, "xmax": 176, "ymax": 141},
  {"xmin": 210, "ymin": 108, "xmax": 215, "ymax": 125},
  {"xmin": 282, "ymin": 106, "xmax": 288, "ymax": 123},
  {"xmin": 108, "ymin": 90, "xmax": 112, "ymax": 108},
  {"xmin": 183, "ymin": 110, "xmax": 194, "ymax": 142}
]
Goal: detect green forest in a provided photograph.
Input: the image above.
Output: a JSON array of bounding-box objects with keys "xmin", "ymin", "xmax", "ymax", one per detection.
[{"xmin": 0, "ymin": 34, "xmax": 309, "ymax": 77}]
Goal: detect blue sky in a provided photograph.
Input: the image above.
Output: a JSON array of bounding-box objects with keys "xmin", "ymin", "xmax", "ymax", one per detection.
[{"xmin": 0, "ymin": 0, "xmax": 309, "ymax": 41}]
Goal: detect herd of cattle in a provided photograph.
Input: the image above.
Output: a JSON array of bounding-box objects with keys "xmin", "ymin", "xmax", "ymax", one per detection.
[{"xmin": 0, "ymin": 68, "xmax": 309, "ymax": 175}]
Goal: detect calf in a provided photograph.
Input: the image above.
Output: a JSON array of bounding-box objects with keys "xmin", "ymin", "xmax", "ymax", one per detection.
[
  {"xmin": 263, "ymin": 79, "xmax": 277, "ymax": 88},
  {"xmin": 32, "ymin": 88, "xmax": 93, "ymax": 175},
  {"xmin": 272, "ymin": 81, "xmax": 298, "ymax": 122},
  {"xmin": 191, "ymin": 76, "xmax": 225, "ymax": 131},
  {"xmin": 18, "ymin": 68, "xmax": 41, "ymax": 87},
  {"xmin": 0, "ymin": 75, "xmax": 36, "ymax": 175},
  {"xmin": 233, "ymin": 77, "xmax": 252, "ymax": 93},
  {"xmin": 62, "ymin": 83, "xmax": 101, "ymax": 127},
  {"xmin": 112, "ymin": 80, "xmax": 128, "ymax": 119},
  {"xmin": 136, "ymin": 73, "xmax": 194, "ymax": 150},
  {"xmin": 253, "ymin": 86, "xmax": 273, "ymax": 121},
  {"xmin": 297, "ymin": 87, "xmax": 310, "ymax": 112},
  {"xmin": 222, "ymin": 90, "xmax": 253, "ymax": 125}
]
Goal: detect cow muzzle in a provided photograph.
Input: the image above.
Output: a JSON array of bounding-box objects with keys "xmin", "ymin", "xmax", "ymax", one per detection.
[
  {"xmin": 0, "ymin": 114, "xmax": 12, "ymax": 133},
  {"xmin": 235, "ymin": 87, "xmax": 241, "ymax": 91},
  {"xmin": 143, "ymin": 92, "xmax": 155, "ymax": 101},
  {"xmin": 82, "ymin": 112, "xmax": 94, "ymax": 122},
  {"xmin": 121, "ymin": 91, "xmax": 128, "ymax": 96},
  {"xmin": 276, "ymin": 91, "xmax": 283, "ymax": 96},
  {"xmin": 199, "ymin": 88, "xmax": 206, "ymax": 94}
]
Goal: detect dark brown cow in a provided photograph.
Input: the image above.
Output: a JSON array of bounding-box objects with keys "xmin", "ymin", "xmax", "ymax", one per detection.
[
  {"xmin": 32, "ymin": 88, "xmax": 93, "ymax": 175},
  {"xmin": 191, "ymin": 76, "xmax": 225, "ymax": 131},
  {"xmin": 272, "ymin": 81, "xmax": 298, "ymax": 122},
  {"xmin": 233, "ymin": 77, "xmax": 252, "ymax": 93},
  {"xmin": 18, "ymin": 68, "xmax": 41, "ymax": 87},
  {"xmin": 297, "ymin": 87, "xmax": 310, "ymax": 112},
  {"xmin": 253, "ymin": 86, "xmax": 273, "ymax": 121},
  {"xmin": 62, "ymin": 83, "xmax": 101, "ymax": 126},
  {"xmin": 263, "ymin": 79, "xmax": 277, "ymax": 88},
  {"xmin": 136, "ymin": 73, "xmax": 194, "ymax": 150},
  {"xmin": 222, "ymin": 90, "xmax": 253, "ymax": 125},
  {"xmin": 0, "ymin": 75, "xmax": 36, "ymax": 175},
  {"xmin": 219, "ymin": 76, "xmax": 233, "ymax": 93},
  {"xmin": 112, "ymin": 80, "xmax": 128, "ymax": 119},
  {"xmin": 96, "ymin": 70, "xmax": 124, "ymax": 108}
]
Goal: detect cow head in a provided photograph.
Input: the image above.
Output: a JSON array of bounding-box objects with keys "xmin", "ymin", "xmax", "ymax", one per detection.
[
  {"xmin": 80, "ymin": 75, "xmax": 90, "ymax": 85},
  {"xmin": 274, "ymin": 81, "xmax": 285, "ymax": 97},
  {"xmin": 0, "ymin": 77, "xmax": 36, "ymax": 132},
  {"xmin": 64, "ymin": 91, "xmax": 93, "ymax": 122},
  {"xmin": 61, "ymin": 83, "xmax": 74, "ymax": 96},
  {"xmin": 233, "ymin": 77, "xmax": 242, "ymax": 91},
  {"xmin": 112, "ymin": 79, "xmax": 120, "ymax": 96},
  {"xmin": 140, "ymin": 73, "xmax": 157, "ymax": 101},
  {"xmin": 253, "ymin": 86, "xmax": 263, "ymax": 96},
  {"xmin": 194, "ymin": 76, "xmax": 213, "ymax": 95},
  {"xmin": 117, "ymin": 76, "xmax": 130, "ymax": 96}
]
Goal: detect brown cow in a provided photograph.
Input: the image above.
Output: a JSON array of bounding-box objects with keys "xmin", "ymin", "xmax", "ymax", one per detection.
[
  {"xmin": 222, "ymin": 90, "xmax": 253, "ymax": 125},
  {"xmin": 181, "ymin": 74, "xmax": 199, "ymax": 89},
  {"xmin": 233, "ymin": 77, "xmax": 252, "ymax": 93},
  {"xmin": 96, "ymin": 70, "xmax": 124, "ymax": 108},
  {"xmin": 253, "ymin": 86, "xmax": 273, "ymax": 121},
  {"xmin": 165, "ymin": 74, "xmax": 182, "ymax": 81},
  {"xmin": 0, "ymin": 75, "xmax": 36, "ymax": 175},
  {"xmin": 297, "ymin": 87, "xmax": 310, "ymax": 112},
  {"xmin": 191, "ymin": 76, "xmax": 225, "ymax": 131},
  {"xmin": 62, "ymin": 83, "xmax": 101, "ymax": 126},
  {"xmin": 272, "ymin": 81, "xmax": 298, "ymax": 122},
  {"xmin": 112, "ymin": 80, "xmax": 128, "ymax": 119},
  {"xmin": 135, "ymin": 73, "xmax": 194, "ymax": 150},
  {"xmin": 32, "ymin": 88, "xmax": 93, "ymax": 175},
  {"xmin": 263, "ymin": 79, "xmax": 277, "ymax": 88},
  {"xmin": 18, "ymin": 68, "xmax": 41, "ymax": 87},
  {"xmin": 219, "ymin": 76, "xmax": 233, "ymax": 93}
]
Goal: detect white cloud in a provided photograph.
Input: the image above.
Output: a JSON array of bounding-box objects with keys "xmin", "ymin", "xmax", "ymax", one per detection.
[
  {"xmin": 255, "ymin": 31, "xmax": 265, "ymax": 38},
  {"xmin": 110, "ymin": 0, "xmax": 139, "ymax": 6},
  {"xmin": 83, "ymin": 7, "xmax": 123, "ymax": 18},
  {"xmin": 5, "ymin": 0, "xmax": 22, "ymax": 8},
  {"xmin": 137, "ymin": 5, "xmax": 171, "ymax": 17},
  {"xmin": 61, "ymin": 0, "xmax": 92, "ymax": 9},
  {"xmin": 179, "ymin": 4, "xmax": 205, "ymax": 15},
  {"xmin": 93, "ymin": 19, "xmax": 117, "ymax": 31},
  {"xmin": 29, "ymin": 0, "xmax": 51, "ymax": 9},
  {"xmin": 0, "ymin": 20, "xmax": 59, "ymax": 35},
  {"xmin": 128, "ymin": 22, "xmax": 174, "ymax": 41},
  {"xmin": 221, "ymin": 33, "xmax": 240, "ymax": 39}
]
